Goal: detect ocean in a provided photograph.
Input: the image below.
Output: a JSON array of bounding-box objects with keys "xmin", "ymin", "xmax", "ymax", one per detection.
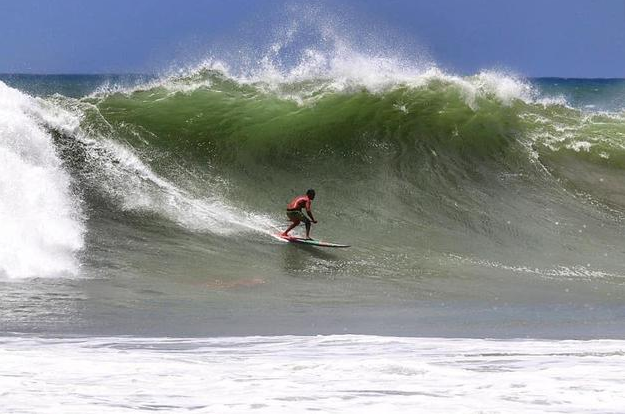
[{"xmin": 2, "ymin": 56, "xmax": 625, "ymax": 411}]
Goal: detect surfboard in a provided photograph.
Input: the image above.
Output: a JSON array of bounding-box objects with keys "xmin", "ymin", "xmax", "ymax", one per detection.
[{"xmin": 276, "ymin": 234, "xmax": 350, "ymax": 248}]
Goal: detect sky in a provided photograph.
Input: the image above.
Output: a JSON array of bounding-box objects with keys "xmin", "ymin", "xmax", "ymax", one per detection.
[{"xmin": 1, "ymin": 0, "xmax": 624, "ymax": 77}]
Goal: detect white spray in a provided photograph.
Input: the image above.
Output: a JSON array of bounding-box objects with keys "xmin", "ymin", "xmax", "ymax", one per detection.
[{"xmin": 0, "ymin": 82, "xmax": 85, "ymax": 279}]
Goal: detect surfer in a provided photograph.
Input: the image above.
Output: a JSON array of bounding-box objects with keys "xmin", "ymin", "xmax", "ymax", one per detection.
[{"xmin": 282, "ymin": 189, "xmax": 317, "ymax": 239}]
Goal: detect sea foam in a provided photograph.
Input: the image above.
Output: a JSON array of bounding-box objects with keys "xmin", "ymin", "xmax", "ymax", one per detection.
[{"xmin": 1, "ymin": 335, "xmax": 624, "ymax": 413}]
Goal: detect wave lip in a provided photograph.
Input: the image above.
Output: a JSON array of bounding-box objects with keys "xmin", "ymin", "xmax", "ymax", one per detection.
[{"xmin": 0, "ymin": 82, "xmax": 84, "ymax": 279}]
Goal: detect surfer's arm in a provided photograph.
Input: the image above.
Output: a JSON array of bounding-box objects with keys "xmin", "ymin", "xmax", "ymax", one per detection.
[{"xmin": 304, "ymin": 199, "xmax": 317, "ymax": 222}]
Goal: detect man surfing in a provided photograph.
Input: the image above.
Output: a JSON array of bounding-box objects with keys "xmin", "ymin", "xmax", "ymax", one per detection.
[{"xmin": 281, "ymin": 189, "xmax": 317, "ymax": 239}]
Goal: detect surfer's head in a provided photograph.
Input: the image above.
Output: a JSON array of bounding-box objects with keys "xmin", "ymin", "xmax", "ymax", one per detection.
[{"xmin": 306, "ymin": 189, "xmax": 316, "ymax": 199}]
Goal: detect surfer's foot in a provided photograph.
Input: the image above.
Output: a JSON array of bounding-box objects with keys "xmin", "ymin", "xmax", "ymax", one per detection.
[{"xmin": 281, "ymin": 232, "xmax": 289, "ymax": 236}]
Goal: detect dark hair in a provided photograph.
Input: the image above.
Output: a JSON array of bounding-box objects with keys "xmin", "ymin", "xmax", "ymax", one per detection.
[{"xmin": 306, "ymin": 189, "xmax": 315, "ymax": 197}]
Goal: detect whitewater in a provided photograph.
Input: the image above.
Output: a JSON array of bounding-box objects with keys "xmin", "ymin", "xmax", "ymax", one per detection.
[
  {"xmin": 2, "ymin": 335, "xmax": 624, "ymax": 413},
  {"xmin": 0, "ymin": 82, "xmax": 84, "ymax": 279},
  {"xmin": 2, "ymin": 28, "xmax": 625, "ymax": 412}
]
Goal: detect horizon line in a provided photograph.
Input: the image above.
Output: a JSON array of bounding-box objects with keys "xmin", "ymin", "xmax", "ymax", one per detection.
[{"xmin": 1, "ymin": 73, "xmax": 625, "ymax": 81}]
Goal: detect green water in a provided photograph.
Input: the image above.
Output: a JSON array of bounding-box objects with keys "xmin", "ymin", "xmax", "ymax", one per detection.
[{"xmin": 1, "ymin": 72, "xmax": 625, "ymax": 337}]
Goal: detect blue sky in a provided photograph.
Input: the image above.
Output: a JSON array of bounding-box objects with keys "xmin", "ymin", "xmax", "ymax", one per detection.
[{"xmin": 1, "ymin": 0, "xmax": 624, "ymax": 77}]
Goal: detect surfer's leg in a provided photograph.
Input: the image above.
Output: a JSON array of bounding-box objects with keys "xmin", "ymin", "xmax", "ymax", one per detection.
[
  {"xmin": 303, "ymin": 217, "xmax": 312, "ymax": 239},
  {"xmin": 283, "ymin": 212, "xmax": 301, "ymax": 236},
  {"xmin": 282, "ymin": 220, "xmax": 300, "ymax": 236}
]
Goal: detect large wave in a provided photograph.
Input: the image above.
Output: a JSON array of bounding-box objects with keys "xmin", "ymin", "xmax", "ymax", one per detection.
[
  {"xmin": 3, "ymin": 33, "xmax": 625, "ymax": 281},
  {"xmin": 84, "ymin": 60, "xmax": 625, "ymax": 192}
]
